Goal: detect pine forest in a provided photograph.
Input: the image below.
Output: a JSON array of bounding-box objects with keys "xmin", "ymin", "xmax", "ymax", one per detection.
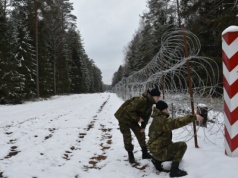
[
  {"xmin": 0, "ymin": 0, "xmax": 103, "ymax": 104},
  {"xmin": 1, "ymin": 0, "xmax": 238, "ymax": 104}
]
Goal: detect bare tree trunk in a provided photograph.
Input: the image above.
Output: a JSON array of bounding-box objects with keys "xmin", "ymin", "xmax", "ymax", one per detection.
[
  {"xmin": 2, "ymin": 0, "xmax": 7, "ymax": 18},
  {"xmin": 53, "ymin": 51, "xmax": 56, "ymax": 95},
  {"xmin": 34, "ymin": 0, "xmax": 40, "ymax": 98},
  {"xmin": 176, "ymin": 0, "xmax": 181, "ymax": 27}
]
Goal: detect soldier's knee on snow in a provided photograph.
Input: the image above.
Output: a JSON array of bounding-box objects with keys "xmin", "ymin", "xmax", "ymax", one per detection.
[{"xmin": 179, "ymin": 142, "xmax": 187, "ymax": 151}]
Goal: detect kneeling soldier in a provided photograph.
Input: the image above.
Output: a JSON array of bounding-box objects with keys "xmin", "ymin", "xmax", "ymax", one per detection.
[{"xmin": 148, "ymin": 100, "xmax": 203, "ymax": 177}]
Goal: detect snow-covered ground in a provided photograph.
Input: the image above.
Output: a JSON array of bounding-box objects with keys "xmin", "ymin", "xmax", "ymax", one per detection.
[{"xmin": 0, "ymin": 93, "xmax": 237, "ymax": 178}]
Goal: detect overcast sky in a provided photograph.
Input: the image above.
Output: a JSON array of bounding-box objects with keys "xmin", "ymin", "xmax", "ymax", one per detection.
[{"xmin": 69, "ymin": 0, "xmax": 147, "ymax": 85}]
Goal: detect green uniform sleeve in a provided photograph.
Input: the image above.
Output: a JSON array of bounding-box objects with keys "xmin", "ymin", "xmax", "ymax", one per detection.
[
  {"xmin": 158, "ymin": 115, "xmax": 196, "ymax": 131},
  {"xmin": 141, "ymin": 109, "xmax": 152, "ymax": 128}
]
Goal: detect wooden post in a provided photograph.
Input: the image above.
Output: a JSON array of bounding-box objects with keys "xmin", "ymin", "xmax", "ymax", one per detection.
[
  {"xmin": 160, "ymin": 53, "xmax": 165, "ymax": 99},
  {"xmin": 162, "ymin": 62, "xmax": 165, "ymax": 100},
  {"xmin": 182, "ymin": 25, "xmax": 199, "ymax": 148}
]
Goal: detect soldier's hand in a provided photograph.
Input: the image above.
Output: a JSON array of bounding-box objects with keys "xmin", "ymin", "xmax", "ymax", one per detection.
[
  {"xmin": 196, "ymin": 114, "xmax": 204, "ymax": 121},
  {"xmin": 139, "ymin": 118, "xmax": 144, "ymax": 123}
]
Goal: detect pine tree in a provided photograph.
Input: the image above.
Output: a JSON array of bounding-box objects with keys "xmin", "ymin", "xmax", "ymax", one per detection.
[
  {"xmin": 180, "ymin": 0, "xmax": 238, "ymax": 57},
  {"xmin": 11, "ymin": 0, "xmax": 37, "ymax": 99},
  {"xmin": 112, "ymin": 65, "xmax": 124, "ymax": 87},
  {"xmin": 0, "ymin": 2, "xmax": 25, "ymax": 104},
  {"xmin": 67, "ymin": 29, "xmax": 83, "ymax": 93},
  {"xmin": 125, "ymin": 33, "xmax": 142, "ymax": 72},
  {"xmin": 112, "ymin": 0, "xmax": 177, "ymax": 85},
  {"xmin": 40, "ymin": 0, "xmax": 76, "ymax": 95},
  {"xmin": 92, "ymin": 64, "xmax": 103, "ymax": 92},
  {"xmin": 66, "ymin": 29, "xmax": 83, "ymax": 93},
  {"xmin": 137, "ymin": 20, "xmax": 155, "ymax": 69}
]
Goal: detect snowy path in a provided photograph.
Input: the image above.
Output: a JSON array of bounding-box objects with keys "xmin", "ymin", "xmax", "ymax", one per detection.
[
  {"xmin": 0, "ymin": 93, "xmax": 150, "ymax": 178},
  {"xmin": 0, "ymin": 94, "xmax": 117, "ymax": 177},
  {"xmin": 0, "ymin": 93, "xmax": 238, "ymax": 178}
]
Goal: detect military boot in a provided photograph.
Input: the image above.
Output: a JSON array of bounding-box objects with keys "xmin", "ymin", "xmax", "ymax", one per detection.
[
  {"xmin": 141, "ymin": 147, "xmax": 152, "ymax": 159},
  {"xmin": 128, "ymin": 151, "xmax": 135, "ymax": 164},
  {"xmin": 170, "ymin": 162, "xmax": 187, "ymax": 177},
  {"xmin": 151, "ymin": 157, "xmax": 170, "ymax": 173}
]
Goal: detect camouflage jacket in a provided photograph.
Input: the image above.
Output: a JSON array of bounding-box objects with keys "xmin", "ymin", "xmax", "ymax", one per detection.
[
  {"xmin": 114, "ymin": 92, "xmax": 155, "ymax": 128},
  {"xmin": 147, "ymin": 108, "xmax": 196, "ymax": 151}
]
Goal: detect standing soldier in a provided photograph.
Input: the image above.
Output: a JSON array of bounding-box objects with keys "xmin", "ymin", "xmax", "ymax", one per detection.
[
  {"xmin": 148, "ymin": 100, "xmax": 203, "ymax": 177},
  {"xmin": 114, "ymin": 86, "xmax": 161, "ymax": 163}
]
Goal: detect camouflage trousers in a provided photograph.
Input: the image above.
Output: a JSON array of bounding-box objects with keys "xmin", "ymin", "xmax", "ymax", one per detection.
[
  {"xmin": 118, "ymin": 121, "xmax": 146, "ymax": 151},
  {"xmin": 151, "ymin": 142, "xmax": 187, "ymax": 162}
]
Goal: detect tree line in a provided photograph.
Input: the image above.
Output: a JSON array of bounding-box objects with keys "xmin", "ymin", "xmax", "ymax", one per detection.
[
  {"xmin": 111, "ymin": 0, "xmax": 237, "ymax": 96},
  {"xmin": 0, "ymin": 0, "xmax": 104, "ymax": 104}
]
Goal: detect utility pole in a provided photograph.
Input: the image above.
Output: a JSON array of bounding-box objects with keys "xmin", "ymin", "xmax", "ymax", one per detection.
[{"xmin": 34, "ymin": 0, "xmax": 39, "ymax": 98}]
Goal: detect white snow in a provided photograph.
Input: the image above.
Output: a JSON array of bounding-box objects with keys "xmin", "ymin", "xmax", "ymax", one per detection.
[{"xmin": 0, "ymin": 93, "xmax": 238, "ymax": 178}]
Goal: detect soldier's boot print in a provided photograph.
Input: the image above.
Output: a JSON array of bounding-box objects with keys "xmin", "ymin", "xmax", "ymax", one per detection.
[
  {"xmin": 128, "ymin": 151, "xmax": 136, "ymax": 164},
  {"xmin": 141, "ymin": 147, "xmax": 152, "ymax": 159},
  {"xmin": 151, "ymin": 157, "xmax": 170, "ymax": 173},
  {"xmin": 170, "ymin": 162, "xmax": 187, "ymax": 177}
]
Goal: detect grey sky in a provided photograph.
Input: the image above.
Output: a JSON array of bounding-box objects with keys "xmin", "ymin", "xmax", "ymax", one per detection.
[{"xmin": 70, "ymin": 0, "xmax": 147, "ymax": 85}]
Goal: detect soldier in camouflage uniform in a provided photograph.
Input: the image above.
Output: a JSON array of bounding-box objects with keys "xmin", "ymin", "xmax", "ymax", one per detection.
[
  {"xmin": 114, "ymin": 87, "xmax": 161, "ymax": 164},
  {"xmin": 148, "ymin": 100, "xmax": 203, "ymax": 177}
]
